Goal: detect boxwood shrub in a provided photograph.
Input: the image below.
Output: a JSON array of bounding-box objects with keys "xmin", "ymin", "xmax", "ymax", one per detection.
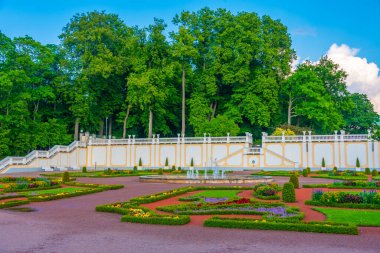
[
  {"xmin": 282, "ymin": 183, "xmax": 296, "ymax": 202},
  {"xmin": 0, "ymin": 200, "xmax": 30, "ymax": 209}
]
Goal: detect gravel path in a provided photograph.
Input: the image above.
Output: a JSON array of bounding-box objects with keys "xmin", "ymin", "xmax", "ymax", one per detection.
[{"xmin": 0, "ymin": 173, "xmax": 380, "ymax": 253}]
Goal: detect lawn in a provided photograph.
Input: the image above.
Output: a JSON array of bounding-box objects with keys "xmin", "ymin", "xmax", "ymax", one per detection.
[
  {"xmin": 192, "ymin": 190, "xmax": 242, "ymax": 198},
  {"xmin": 314, "ymin": 208, "xmax": 380, "ymax": 226},
  {"xmin": 23, "ymin": 187, "xmax": 87, "ymax": 196}
]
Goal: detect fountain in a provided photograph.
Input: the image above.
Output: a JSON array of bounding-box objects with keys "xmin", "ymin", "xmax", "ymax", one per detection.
[{"xmin": 139, "ymin": 158, "xmax": 272, "ymax": 184}]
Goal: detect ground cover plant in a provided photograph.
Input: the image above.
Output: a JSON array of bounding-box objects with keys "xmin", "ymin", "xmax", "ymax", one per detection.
[
  {"xmin": 306, "ymin": 189, "xmax": 380, "ymax": 209},
  {"xmin": 314, "ymin": 208, "xmax": 380, "ymax": 227}
]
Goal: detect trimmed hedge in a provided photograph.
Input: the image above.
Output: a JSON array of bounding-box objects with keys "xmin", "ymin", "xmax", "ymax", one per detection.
[
  {"xmin": 121, "ymin": 214, "xmax": 190, "ymax": 225},
  {"xmin": 64, "ymin": 182, "xmax": 124, "ymax": 190},
  {"xmin": 282, "ymin": 183, "xmax": 296, "ymax": 202},
  {"xmin": 303, "ymin": 184, "xmax": 380, "ymax": 189},
  {"xmin": 305, "ymin": 200, "xmax": 380, "ymax": 209},
  {"xmin": 253, "ymin": 193, "xmax": 281, "ymax": 200},
  {"xmin": 0, "ymin": 200, "xmax": 30, "ymax": 209},
  {"xmin": 204, "ymin": 217, "xmax": 358, "ymax": 235},
  {"xmin": 289, "ymin": 174, "xmax": 299, "ymax": 189},
  {"xmin": 28, "ymin": 188, "xmax": 104, "ymax": 201}
]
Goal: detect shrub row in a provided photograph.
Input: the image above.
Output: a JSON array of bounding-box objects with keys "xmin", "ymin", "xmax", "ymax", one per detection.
[
  {"xmin": 64, "ymin": 182, "xmax": 124, "ymax": 190},
  {"xmin": 3, "ymin": 184, "xmax": 61, "ymax": 193},
  {"xmin": 120, "ymin": 214, "xmax": 190, "ymax": 225},
  {"xmin": 0, "ymin": 200, "xmax": 30, "ymax": 209},
  {"xmin": 305, "ymin": 200, "xmax": 380, "ymax": 209},
  {"xmin": 203, "ymin": 217, "xmax": 358, "ymax": 235}
]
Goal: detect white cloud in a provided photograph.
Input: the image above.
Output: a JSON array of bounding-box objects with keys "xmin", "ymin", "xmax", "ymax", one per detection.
[{"xmin": 326, "ymin": 43, "xmax": 380, "ymax": 113}]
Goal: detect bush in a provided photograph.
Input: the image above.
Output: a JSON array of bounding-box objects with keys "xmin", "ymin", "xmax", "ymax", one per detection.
[
  {"xmin": 158, "ymin": 168, "xmax": 163, "ymax": 175},
  {"xmin": 139, "ymin": 158, "xmax": 143, "ymax": 167},
  {"xmin": 165, "ymin": 158, "xmax": 169, "ymax": 167},
  {"xmin": 282, "ymin": 183, "xmax": 296, "ymax": 203},
  {"xmin": 306, "ymin": 167, "xmax": 311, "ymax": 174},
  {"xmin": 333, "ymin": 167, "xmax": 338, "ymax": 173},
  {"xmin": 302, "ymin": 169, "xmax": 308, "ymax": 177},
  {"xmin": 289, "ymin": 174, "xmax": 299, "ymax": 189},
  {"xmin": 105, "ymin": 168, "xmax": 112, "ymax": 175},
  {"xmin": 322, "ymin": 157, "xmax": 326, "ymax": 168},
  {"xmin": 133, "ymin": 166, "xmax": 138, "ymax": 173},
  {"xmin": 190, "ymin": 158, "xmax": 194, "ymax": 167},
  {"xmin": 356, "ymin": 158, "xmax": 360, "ymax": 168},
  {"xmin": 372, "ymin": 169, "xmax": 379, "ymax": 177},
  {"xmin": 82, "ymin": 166, "xmax": 87, "ymax": 173},
  {"xmin": 365, "ymin": 168, "xmax": 371, "ymax": 175},
  {"xmin": 178, "ymin": 166, "xmax": 182, "ymax": 171},
  {"xmin": 171, "ymin": 165, "xmax": 176, "ymax": 171},
  {"xmin": 62, "ymin": 172, "xmax": 70, "ymax": 183}
]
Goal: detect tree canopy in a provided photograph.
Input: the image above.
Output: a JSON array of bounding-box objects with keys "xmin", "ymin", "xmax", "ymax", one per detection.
[{"xmin": 0, "ymin": 8, "xmax": 378, "ymax": 158}]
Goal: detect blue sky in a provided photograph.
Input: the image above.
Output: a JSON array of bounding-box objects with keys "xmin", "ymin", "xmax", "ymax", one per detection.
[{"xmin": 0, "ymin": 0, "xmax": 379, "ymax": 63}]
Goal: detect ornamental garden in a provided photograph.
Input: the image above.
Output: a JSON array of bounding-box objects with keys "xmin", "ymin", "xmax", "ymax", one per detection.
[{"xmin": 2, "ymin": 167, "xmax": 380, "ymax": 235}]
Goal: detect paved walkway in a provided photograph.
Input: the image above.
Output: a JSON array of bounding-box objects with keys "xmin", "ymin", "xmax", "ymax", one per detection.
[{"xmin": 0, "ymin": 173, "xmax": 379, "ymax": 253}]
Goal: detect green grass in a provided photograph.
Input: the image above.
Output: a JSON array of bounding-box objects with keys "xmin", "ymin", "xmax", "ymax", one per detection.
[
  {"xmin": 314, "ymin": 208, "xmax": 380, "ymax": 226},
  {"xmin": 23, "ymin": 187, "xmax": 87, "ymax": 196},
  {"xmin": 373, "ymin": 176, "xmax": 380, "ymax": 180},
  {"xmin": 192, "ymin": 190, "xmax": 242, "ymax": 198}
]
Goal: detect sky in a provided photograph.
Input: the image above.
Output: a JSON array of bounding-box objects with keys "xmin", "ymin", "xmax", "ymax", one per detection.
[{"xmin": 1, "ymin": 0, "xmax": 380, "ymax": 111}]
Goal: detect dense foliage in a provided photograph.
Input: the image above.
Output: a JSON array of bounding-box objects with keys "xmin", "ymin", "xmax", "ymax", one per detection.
[{"xmin": 0, "ymin": 8, "xmax": 378, "ymax": 158}]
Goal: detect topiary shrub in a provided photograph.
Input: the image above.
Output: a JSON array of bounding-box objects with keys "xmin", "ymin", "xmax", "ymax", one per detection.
[
  {"xmin": 158, "ymin": 168, "xmax": 163, "ymax": 175},
  {"xmin": 333, "ymin": 166, "xmax": 338, "ymax": 172},
  {"xmin": 372, "ymin": 169, "xmax": 379, "ymax": 177},
  {"xmin": 62, "ymin": 172, "xmax": 70, "ymax": 182},
  {"xmin": 365, "ymin": 168, "xmax": 371, "ymax": 175},
  {"xmin": 178, "ymin": 166, "xmax": 182, "ymax": 171},
  {"xmin": 105, "ymin": 168, "xmax": 111, "ymax": 175},
  {"xmin": 289, "ymin": 174, "xmax": 299, "ymax": 189},
  {"xmin": 306, "ymin": 167, "xmax": 311, "ymax": 174},
  {"xmin": 356, "ymin": 158, "xmax": 360, "ymax": 168},
  {"xmin": 171, "ymin": 165, "xmax": 176, "ymax": 171},
  {"xmin": 322, "ymin": 157, "xmax": 326, "ymax": 168},
  {"xmin": 302, "ymin": 169, "xmax": 308, "ymax": 177},
  {"xmin": 139, "ymin": 158, "xmax": 143, "ymax": 167},
  {"xmin": 190, "ymin": 158, "xmax": 194, "ymax": 167},
  {"xmin": 82, "ymin": 166, "xmax": 87, "ymax": 173},
  {"xmin": 282, "ymin": 183, "xmax": 296, "ymax": 203},
  {"xmin": 133, "ymin": 166, "xmax": 138, "ymax": 174},
  {"xmin": 165, "ymin": 157, "xmax": 169, "ymax": 167}
]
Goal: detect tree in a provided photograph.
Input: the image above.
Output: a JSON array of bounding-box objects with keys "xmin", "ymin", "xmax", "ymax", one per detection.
[{"xmin": 171, "ymin": 13, "xmax": 197, "ymax": 136}]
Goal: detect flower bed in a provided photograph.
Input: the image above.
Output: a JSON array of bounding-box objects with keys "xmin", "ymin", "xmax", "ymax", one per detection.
[
  {"xmin": 203, "ymin": 217, "xmax": 358, "ymax": 235},
  {"xmin": 1, "ymin": 177, "xmax": 60, "ymax": 192},
  {"xmin": 303, "ymin": 181, "xmax": 380, "ymax": 189},
  {"xmin": 252, "ymin": 183, "xmax": 281, "ymax": 200},
  {"xmin": 305, "ymin": 189, "xmax": 380, "ymax": 209},
  {"xmin": 96, "ymin": 202, "xmax": 190, "ymax": 225},
  {"xmin": 310, "ymin": 171, "xmax": 367, "ymax": 181}
]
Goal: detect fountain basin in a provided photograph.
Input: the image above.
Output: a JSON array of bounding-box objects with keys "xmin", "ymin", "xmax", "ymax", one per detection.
[{"xmin": 139, "ymin": 175, "xmax": 273, "ymax": 184}]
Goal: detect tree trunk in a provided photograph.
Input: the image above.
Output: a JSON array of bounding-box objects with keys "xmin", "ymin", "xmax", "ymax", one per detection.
[
  {"xmin": 148, "ymin": 109, "xmax": 153, "ymax": 138},
  {"xmin": 211, "ymin": 101, "xmax": 217, "ymax": 119},
  {"xmin": 108, "ymin": 115, "xmax": 112, "ymax": 138},
  {"xmin": 287, "ymin": 96, "xmax": 292, "ymax": 125},
  {"xmin": 181, "ymin": 65, "xmax": 186, "ymax": 136},
  {"xmin": 99, "ymin": 121, "xmax": 104, "ymax": 136},
  {"xmin": 122, "ymin": 106, "xmax": 131, "ymax": 139},
  {"xmin": 74, "ymin": 117, "xmax": 80, "ymax": 141}
]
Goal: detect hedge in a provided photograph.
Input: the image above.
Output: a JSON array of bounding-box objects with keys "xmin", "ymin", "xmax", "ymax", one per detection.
[
  {"xmin": 120, "ymin": 214, "xmax": 190, "ymax": 225},
  {"xmin": 28, "ymin": 188, "xmax": 104, "ymax": 201},
  {"xmin": 252, "ymin": 193, "xmax": 281, "ymax": 200},
  {"xmin": 64, "ymin": 182, "xmax": 124, "ymax": 190},
  {"xmin": 0, "ymin": 200, "xmax": 30, "ymax": 209},
  {"xmin": 305, "ymin": 200, "xmax": 380, "ymax": 209},
  {"xmin": 203, "ymin": 217, "xmax": 358, "ymax": 235}
]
